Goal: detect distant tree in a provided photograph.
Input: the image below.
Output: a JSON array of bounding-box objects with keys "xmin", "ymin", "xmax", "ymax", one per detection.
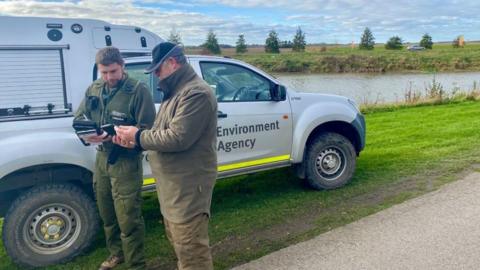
[
  {"xmin": 202, "ymin": 30, "xmax": 221, "ymax": 54},
  {"xmin": 385, "ymin": 36, "xmax": 403, "ymax": 50},
  {"xmin": 292, "ymin": 27, "xmax": 306, "ymax": 52},
  {"xmin": 167, "ymin": 28, "xmax": 182, "ymax": 45},
  {"xmin": 419, "ymin": 33, "xmax": 433, "ymax": 49},
  {"xmin": 452, "ymin": 35, "xmax": 465, "ymax": 48},
  {"xmin": 265, "ymin": 30, "xmax": 280, "ymax": 53},
  {"xmin": 279, "ymin": 40, "xmax": 293, "ymax": 48},
  {"xmin": 359, "ymin": 27, "xmax": 375, "ymax": 50},
  {"xmin": 236, "ymin": 34, "xmax": 247, "ymax": 54}
]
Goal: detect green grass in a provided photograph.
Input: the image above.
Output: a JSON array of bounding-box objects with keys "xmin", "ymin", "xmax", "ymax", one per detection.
[
  {"xmin": 229, "ymin": 43, "xmax": 480, "ymax": 73},
  {"xmin": 1, "ymin": 101, "xmax": 480, "ymax": 269}
]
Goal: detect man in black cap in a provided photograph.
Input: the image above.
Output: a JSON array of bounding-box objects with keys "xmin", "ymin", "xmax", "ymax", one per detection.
[{"xmin": 114, "ymin": 42, "xmax": 218, "ymax": 270}]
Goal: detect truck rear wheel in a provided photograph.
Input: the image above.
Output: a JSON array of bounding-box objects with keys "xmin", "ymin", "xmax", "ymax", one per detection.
[
  {"xmin": 305, "ymin": 132, "xmax": 356, "ymax": 190},
  {"xmin": 2, "ymin": 184, "xmax": 99, "ymax": 268}
]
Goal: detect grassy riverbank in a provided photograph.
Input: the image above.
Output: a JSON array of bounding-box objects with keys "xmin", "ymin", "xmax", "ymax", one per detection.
[
  {"xmin": 188, "ymin": 43, "xmax": 480, "ymax": 73},
  {"xmin": 1, "ymin": 100, "xmax": 480, "ymax": 270}
]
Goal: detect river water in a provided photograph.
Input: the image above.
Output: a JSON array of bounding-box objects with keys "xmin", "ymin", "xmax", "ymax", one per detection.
[{"xmin": 275, "ymin": 72, "xmax": 480, "ymax": 104}]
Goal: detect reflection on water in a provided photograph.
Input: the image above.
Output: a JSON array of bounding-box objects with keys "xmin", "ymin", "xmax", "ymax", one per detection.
[{"xmin": 275, "ymin": 72, "xmax": 480, "ymax": 104}]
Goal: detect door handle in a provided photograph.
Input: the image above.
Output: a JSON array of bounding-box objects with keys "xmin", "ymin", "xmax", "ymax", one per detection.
[{"xmin": 217, "ymin": 111, "xmax": 228, "ymax": 118}]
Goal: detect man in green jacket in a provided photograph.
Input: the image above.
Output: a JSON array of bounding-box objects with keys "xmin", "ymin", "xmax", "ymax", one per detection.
[
  {"xmin": 74, "ymin": 47, "xmax": 155, "ymax": 270},
  {"xmin": 114, "ymin": 42, "xmax": 218, "ymax": 270}
]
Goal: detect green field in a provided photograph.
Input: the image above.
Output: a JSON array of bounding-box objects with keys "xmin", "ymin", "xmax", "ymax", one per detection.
[
  {"xmin": 187, "ymin": 43, "xmax": 480, "ymax": 73},
  {"xmin": 1, "ymin": 100, "xmax": 480, "ymax": 270}
]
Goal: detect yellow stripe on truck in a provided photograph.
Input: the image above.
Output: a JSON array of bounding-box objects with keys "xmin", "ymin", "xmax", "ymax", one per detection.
[
  {"xmin": 143, "ymin": 178, "xmax": 156, "ymax": 186},
  {"xmin": 217, "ymin": 154, "xmax": 291, "ymax": 172},
  {"xmin": 142, "ymin": 154, "xmax": 291, "ymax": 186}
]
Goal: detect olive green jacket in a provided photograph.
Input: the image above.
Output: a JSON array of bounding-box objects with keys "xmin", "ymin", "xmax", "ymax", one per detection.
[
  {"xmin": 75, "ymin": 73, "xmax": 156, "ymax": 155},
  {"xmin": 139, "ymin": 64, "xmax": 218, "ymax": 223}
]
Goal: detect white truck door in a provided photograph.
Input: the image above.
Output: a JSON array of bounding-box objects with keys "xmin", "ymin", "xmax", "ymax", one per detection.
[{"xmin": 197, "ymin": 61, "xmax": 293, "ymax": 173}]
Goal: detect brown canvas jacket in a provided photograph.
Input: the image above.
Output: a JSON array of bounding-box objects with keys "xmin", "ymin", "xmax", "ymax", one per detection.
[{"xmin": 140, "ymin": 64, "xmax": 218, "ymax": 223}]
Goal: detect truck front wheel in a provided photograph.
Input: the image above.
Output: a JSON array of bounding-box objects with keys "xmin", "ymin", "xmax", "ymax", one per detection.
[
  {"xmin": 2, "ymin": 184, "xmax": 99, "ymax": 268},
  {"xmin": 305, "ymin": 132, "xmax": 356, "ymax": 190}
]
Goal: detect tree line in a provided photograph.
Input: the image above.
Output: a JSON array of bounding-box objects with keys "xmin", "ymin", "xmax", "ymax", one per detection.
[
  {"xmin": 168, "ymin": 27, "xmax": 306, "ymax": 55},
  {"xmin": 359, "ymin": 27, "xmax": 465, "ymax": 50},
  {"xmin": 168, "ymin": 27, "xmax": 466, "ymax": 55}
]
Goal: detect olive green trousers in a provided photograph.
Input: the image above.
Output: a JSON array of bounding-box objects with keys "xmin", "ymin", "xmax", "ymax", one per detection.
[
  {"xmin": 94, "ymin": 151, "xmax": 145, "ymax": 270},
  {"xmin": 164, "ymin": 213, "xmax": 213, "ymax": 270}
]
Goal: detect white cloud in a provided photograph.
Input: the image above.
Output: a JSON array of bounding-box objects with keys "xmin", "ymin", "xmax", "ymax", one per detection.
[
  {"xmin": 0, "ymin": 0, "xmax": 300, "ymax": 44},
  {"xmin": 1, "ymin": 0, "xmax": 479, "ymax": 44},
  {"xmin": 0, "ymin": 0, "xmax": 242, "ymax": 44}
]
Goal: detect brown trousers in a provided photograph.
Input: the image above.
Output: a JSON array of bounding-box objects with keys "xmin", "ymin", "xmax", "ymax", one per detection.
[{"xmin": 164, "ymin": 214, "xmax": 213, "ymax": 270}]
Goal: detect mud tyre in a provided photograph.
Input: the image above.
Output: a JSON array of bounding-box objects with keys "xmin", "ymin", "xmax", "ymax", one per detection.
[
  {"xmin": 2, "ymin": 184, "xmax": 99, "ymax": 268},
  {"xmin": 305, "ymin": 132, "xmax": 356, "ymax": 190}
]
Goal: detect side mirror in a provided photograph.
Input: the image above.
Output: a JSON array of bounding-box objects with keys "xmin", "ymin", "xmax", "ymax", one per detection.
[{"xmin": 272, "ymin": 84, "xmax": 287, "ymax": 101}]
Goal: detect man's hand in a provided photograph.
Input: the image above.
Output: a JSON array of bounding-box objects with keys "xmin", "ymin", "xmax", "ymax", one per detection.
[
  {"xmin": 112, "ymin": 135, "xmax": 135, "ymax": 149},
  {"xmin": 113, "ymin": 126, "xmax": 139, "ymax": 149},
  {"xmin": 84, "ymin": 132, "xmax": 111, "ymax": 143}
]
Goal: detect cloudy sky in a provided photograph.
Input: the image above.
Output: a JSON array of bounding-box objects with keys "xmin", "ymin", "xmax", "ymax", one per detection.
[{"xmin": 0, "ymin": 0, "xmax": 479, "ymax": 46}]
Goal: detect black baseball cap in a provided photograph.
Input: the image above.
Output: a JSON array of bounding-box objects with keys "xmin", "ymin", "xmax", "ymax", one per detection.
[{"xmin": 144, "ymin": 42, "xmax": 184, "ymax": 74}]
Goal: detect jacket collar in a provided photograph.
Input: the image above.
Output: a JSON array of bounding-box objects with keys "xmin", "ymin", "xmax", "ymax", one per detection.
[{"xmin": 158, "ymin": 64, "xmax": 197, "ymax": 100}]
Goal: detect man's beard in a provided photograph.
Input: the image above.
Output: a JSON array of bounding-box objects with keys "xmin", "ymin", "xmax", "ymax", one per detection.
[{"xmin": 107, "ymin": 80, "xmax": 120, "ymax": 88}]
